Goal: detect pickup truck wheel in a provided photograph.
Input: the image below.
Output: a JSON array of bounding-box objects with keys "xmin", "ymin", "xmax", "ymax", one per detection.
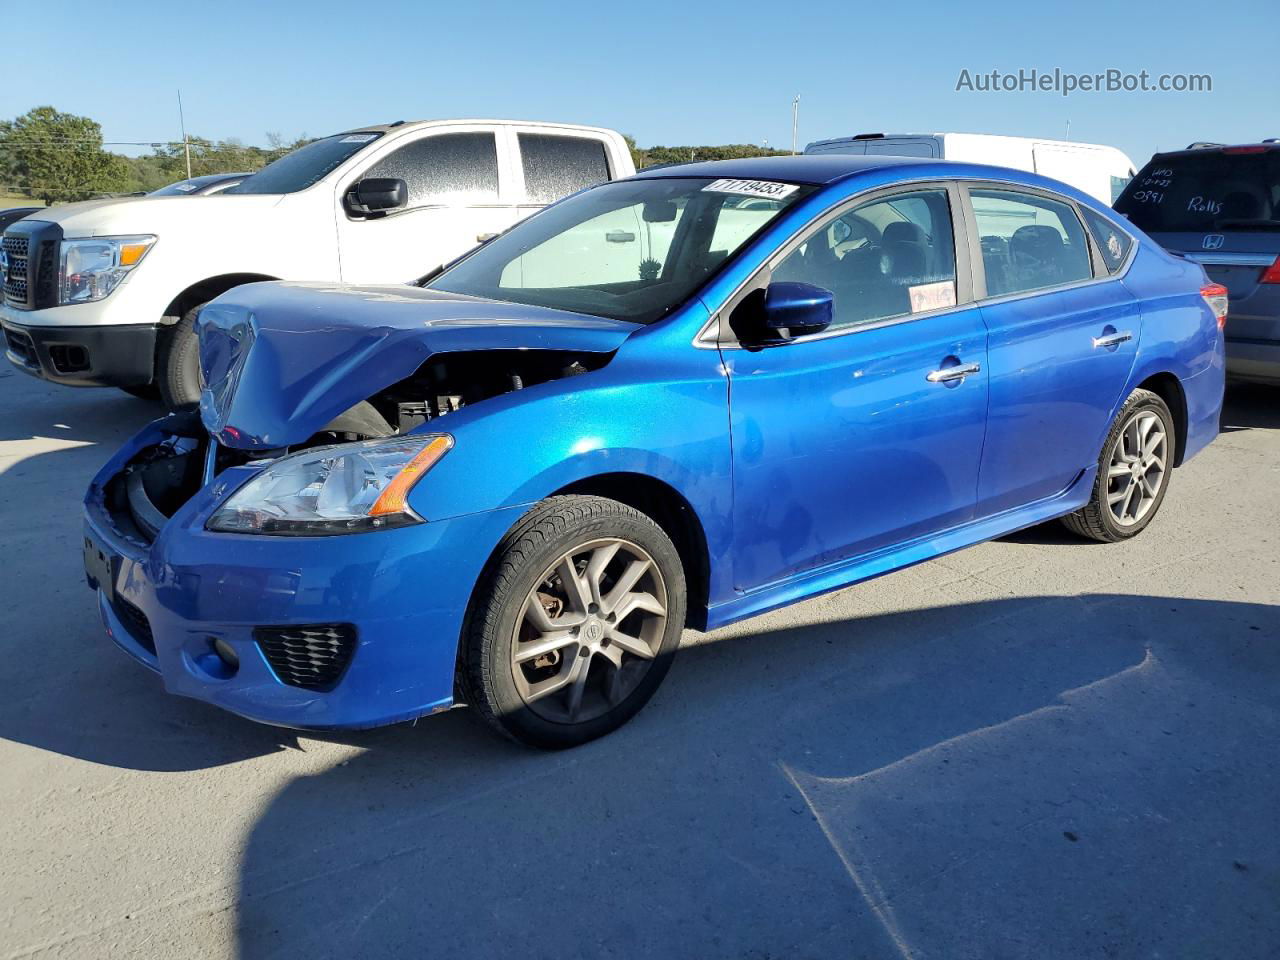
[
  {"xmin": 459, "ymin": 495, "xmax": 686, "ymax": 748},
  {"xmin": 157, "ymin": 305, "xmax": 204, "ymax": 409},
  {"xmin": 1061, "ymin": 388, "xmax": 1174, "ymax": 543}
]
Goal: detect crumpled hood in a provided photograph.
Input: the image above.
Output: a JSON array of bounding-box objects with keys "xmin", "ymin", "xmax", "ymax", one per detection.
[{"xmin": 197, "ymin": 281, "xmax": 638, "ymax": 449}]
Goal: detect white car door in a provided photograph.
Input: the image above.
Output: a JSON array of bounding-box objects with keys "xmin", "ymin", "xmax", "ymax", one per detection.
[{"xmin": 335, "ymin": 125, "xmax": 521, "ymax": 284}]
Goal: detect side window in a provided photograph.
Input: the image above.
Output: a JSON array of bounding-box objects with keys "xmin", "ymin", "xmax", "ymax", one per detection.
[
  {"xmin": 519, "ymin": 134, "xmax": 611, "ymax": 204},
  {"xmin": 1081, "ymin": 207, "xmax": 1133, "ymax": 274},
  {"xmin": 362, "ymin": 133, "xmax": 499, "ymax": 209},
  {"xmin": 969, "ymin": 189, "xmax": 1093, "ymax": 297},
  {"xmin": 771, "ymin": 188, "xmax": 958, "ymax": 331}
]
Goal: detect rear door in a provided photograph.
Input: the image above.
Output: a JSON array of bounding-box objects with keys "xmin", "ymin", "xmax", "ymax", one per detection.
[
  {"xmin": 966, "ymin": 184, "xmax": 1141, "ymax": 517},
  {"xmin": 1114, "ymin": 147, "xmax": 1280, "ymax": 355}
]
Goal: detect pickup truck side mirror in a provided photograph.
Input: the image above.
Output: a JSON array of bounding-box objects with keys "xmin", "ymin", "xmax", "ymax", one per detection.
[
  {"xmin": 347, "ymin": 178, "xmax": 408, "ymax": 216},
  {"xmin": 730, "ymin": 281, "xmax": 835, "ymax": 346}
]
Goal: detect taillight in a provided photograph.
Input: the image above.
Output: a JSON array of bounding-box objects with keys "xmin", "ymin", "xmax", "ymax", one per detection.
[
  {"xmin": 1201, "ymin": 283, "xmax": 1229, "ymax": 328},
  {"xmin": 1260, "ymin": 256, "xmax": 1280, "ymax": 285}
]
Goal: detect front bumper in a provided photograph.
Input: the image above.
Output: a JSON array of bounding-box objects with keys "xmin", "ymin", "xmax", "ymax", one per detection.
[
  {"xmin": 2, "ymin": 312, "xmax": 157, "ymax": 387},
  {"xmin": 84, "ymin": 419, "xmax": 526, "ymax": 730}
]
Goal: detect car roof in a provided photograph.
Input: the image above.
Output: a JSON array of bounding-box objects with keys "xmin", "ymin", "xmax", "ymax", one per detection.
[
  {"xmin": 625, "ymin": 154, "xmax": 1114, "ymax": 215},
  {"xmin": 629, "ymin": 153, "xmax": 932, "ymax": 185}
]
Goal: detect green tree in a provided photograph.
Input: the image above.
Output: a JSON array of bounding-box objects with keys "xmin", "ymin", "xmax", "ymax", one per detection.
[
  {"xmin": 0, "ymin": 106, "xmax": 126, "ymax": 203},
  {"xmin": 148, "ymin": 132, "xmax": 313, "ymax": 185},
  {"xmin": 639, "ymin": 143, "xmax": 788, "ymax": 168}
]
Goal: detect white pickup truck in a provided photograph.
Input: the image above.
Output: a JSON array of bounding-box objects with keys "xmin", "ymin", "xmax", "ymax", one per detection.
[{"xmin": 0, "ymin": 119, "xmax": 635, "ymax": 406}]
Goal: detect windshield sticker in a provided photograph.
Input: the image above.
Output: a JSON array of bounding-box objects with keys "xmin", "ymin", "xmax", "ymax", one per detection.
[
  {"xmin": 703, "ymin": 178, "xmax": 798, "ymax": 200},
  {"xmin": 173, "ymin": 183, "xmax": 197, "ymax": 192},
  {"xmin": 340, "ymin": 134, "xmax": 378, "ymax": 143},
  {"xmin": 908, "ymin": 280, "xmax": 957, "ymax": 313}
]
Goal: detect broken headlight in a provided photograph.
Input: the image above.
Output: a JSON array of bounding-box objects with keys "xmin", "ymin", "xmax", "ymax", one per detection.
[{"xmin": 207, "ymin": 435, "xmax": 452, "ymax": 535}]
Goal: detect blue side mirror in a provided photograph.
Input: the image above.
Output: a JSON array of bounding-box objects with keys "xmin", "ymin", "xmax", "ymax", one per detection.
[{"xmin": 761, "ymin": 281, "xmax": 834, "ymax": 338}]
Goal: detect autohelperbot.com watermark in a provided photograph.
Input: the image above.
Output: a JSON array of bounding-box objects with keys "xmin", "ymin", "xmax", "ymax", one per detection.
[{"xmin": 955, "ymin": 68, "xmax": 1212, "ymax": 96}]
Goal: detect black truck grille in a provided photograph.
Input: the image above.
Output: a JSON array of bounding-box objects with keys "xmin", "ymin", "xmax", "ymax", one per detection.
[
  {"xmin": 255, "ymin": 624, "xmax": 356, "ymax": 690},
  {"xmin": 2, "ymin": 221, "xmax": 62, "ymax": 309},
  {"xmin": 2, "ymin": 234, "xmax": 29, "ymax": 305}
]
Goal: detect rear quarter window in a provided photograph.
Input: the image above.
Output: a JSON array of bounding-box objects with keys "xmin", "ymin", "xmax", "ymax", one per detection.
[
  {"xmin": 1115, "ymin": 150, "xmax": 1280, "ymax": 233},
  {"xmin": 1081, "ymin": 208, "xmax": 1133, "ymax": 274}
]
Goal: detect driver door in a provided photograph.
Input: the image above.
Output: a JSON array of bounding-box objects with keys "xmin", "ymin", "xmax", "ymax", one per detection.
[
  {"xmin": 335, "ymin": 125, "xmax": 521, "ymax": 284},
  {"xmin": 724, "ymin": 184, "xmax": 991, "ymax": 591}
]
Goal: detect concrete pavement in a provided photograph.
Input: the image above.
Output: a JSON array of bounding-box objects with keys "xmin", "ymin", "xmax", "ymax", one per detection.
[{"xmin": 1, "ymin": 365, "xmax": 1277, "ymax": 959}]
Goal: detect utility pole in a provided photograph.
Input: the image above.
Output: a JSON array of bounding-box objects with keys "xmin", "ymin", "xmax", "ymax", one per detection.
[
  {"xmin": 177, "ymin": 89, "xmax": 191, "ymax": 179},
  {"xmin": 791, "ymin": 95, "xmax": 800, "ymax": 154}
]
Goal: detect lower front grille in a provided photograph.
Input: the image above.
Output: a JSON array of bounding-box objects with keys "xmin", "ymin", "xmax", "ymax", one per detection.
[
  {"xmin": 112, "ymin": 596, "xmax": 156, "ymax": 655},
  {"xmin": 255, "ymin": 624, "xmax": 357, "ymax": 690},
  {"xmin": 3, "ymin": 326, "xmax": 37, "ymax": 367}
]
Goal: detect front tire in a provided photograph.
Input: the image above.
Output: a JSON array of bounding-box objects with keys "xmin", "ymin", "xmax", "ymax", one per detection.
[
  {"xmin": 156, "ymin": 305, "xmax": 204, "ymax": 409},
  {"xmin": 459, "ymin": 495, "xmax": 686, "ymax": 748},
  {"xmin": 1061, "ymin": 388, "xmax": 1175, "ymax": 543}
]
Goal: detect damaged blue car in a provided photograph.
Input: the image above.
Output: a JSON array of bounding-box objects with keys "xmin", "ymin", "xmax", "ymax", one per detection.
[{"xmin": 84, "ymin": 156, "xmax": 1225, "ymax": 747}]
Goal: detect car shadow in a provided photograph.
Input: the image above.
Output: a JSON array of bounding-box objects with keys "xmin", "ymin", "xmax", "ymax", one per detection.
[
  {"xmin": 1221, "ymin": 381, "xmax": 1279, "ymax": 432},
  {"xmin": 232, "ymin": 592, "xmax": 1280, "ymax": 960},
  {"xmin": 0, "ymin": 375, "xmax": 304, "ymax": 771}
]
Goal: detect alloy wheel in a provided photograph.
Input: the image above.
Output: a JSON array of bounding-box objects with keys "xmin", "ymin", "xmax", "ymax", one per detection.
[
  {"xmin": 511, "ymin": 538, "xmax": 668, "ymax": 724},
  {"xmin": 1106, "ymin": 410, "xmax": 1168, "ymax": 527}
]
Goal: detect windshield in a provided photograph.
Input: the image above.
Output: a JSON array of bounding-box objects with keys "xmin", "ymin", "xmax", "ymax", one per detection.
[
  {"xmin": 1115, "ymin": 149, "xmax": 1280, "ymax": 232},
  {"xmin": 427, "ymin": 177, "xmax": 813, "ymax": 324},
  {"xmin": 227, "ymin": 132, "xmax": 384, "ymax": 195}
]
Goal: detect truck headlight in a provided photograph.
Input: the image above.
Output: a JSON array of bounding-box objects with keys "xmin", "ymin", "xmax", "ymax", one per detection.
[
  {"xmin": 207, "ymin": 435, "xmax": 453, "ymax": 535},
  {"xmin": 59, "ymin": 235, "xmax": 156, "ymax": 304}
]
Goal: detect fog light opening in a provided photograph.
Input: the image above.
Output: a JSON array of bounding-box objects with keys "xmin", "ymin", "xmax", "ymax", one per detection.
[{"xmin": 211, "ymin": 637, "xmax": 239, "ymax": 670}]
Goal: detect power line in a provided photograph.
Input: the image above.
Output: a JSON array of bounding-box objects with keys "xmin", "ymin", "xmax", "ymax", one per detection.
[{"xmin": 0, "ymin": 138, "xmax": 178, "ymax": 146}]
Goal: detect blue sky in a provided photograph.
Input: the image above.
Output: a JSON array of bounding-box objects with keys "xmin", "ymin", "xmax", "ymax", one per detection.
[{"xmin": 5, "ymin": 0, "xmax": 1274, "ymax": 167}]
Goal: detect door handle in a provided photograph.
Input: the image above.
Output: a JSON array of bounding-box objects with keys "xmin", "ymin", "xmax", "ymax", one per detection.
[
  {"xmin": 927, "ymin": 362, "xmax": 981, "ymax": 383},
  {"xmin": 1092, "ymin": 331, "xmax": 1133, "ymax": 349}
]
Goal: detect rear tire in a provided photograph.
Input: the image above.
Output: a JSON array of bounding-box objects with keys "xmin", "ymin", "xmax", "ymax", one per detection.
[
  {"xmin": 459, "ymin": 495, "xmax": 686, "ymax": 748},
  {"xmin": 1061, "ymin": 388, "xmax": 1175, "ymax": 543},
  {"xmin": 156, "ymin": 305, "xmax": 204, "ymax": 410}
]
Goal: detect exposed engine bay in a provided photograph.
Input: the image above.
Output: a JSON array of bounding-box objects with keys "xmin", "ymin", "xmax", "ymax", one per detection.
[
  {"xmin": 104, "ymin": 349, "xmax": 610, "ymax": 542},
  {"xmin": 310, "ymin": 349, "xmax": 603, "ymax": 445}
]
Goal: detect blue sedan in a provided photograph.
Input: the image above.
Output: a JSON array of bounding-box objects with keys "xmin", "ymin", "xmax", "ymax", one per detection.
[{"xmin": 83, "ymin": 155, "xmax": 1226, "ymax": 747}]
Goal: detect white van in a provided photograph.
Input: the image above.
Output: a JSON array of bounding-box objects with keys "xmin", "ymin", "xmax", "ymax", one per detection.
[
  {"xmin": 0, "ymin": 119, "xmax": 634, "ymax": 406},
  {"xmin": 804, "ymin": 133, "xmax": 1136, "ymax": 205}
]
